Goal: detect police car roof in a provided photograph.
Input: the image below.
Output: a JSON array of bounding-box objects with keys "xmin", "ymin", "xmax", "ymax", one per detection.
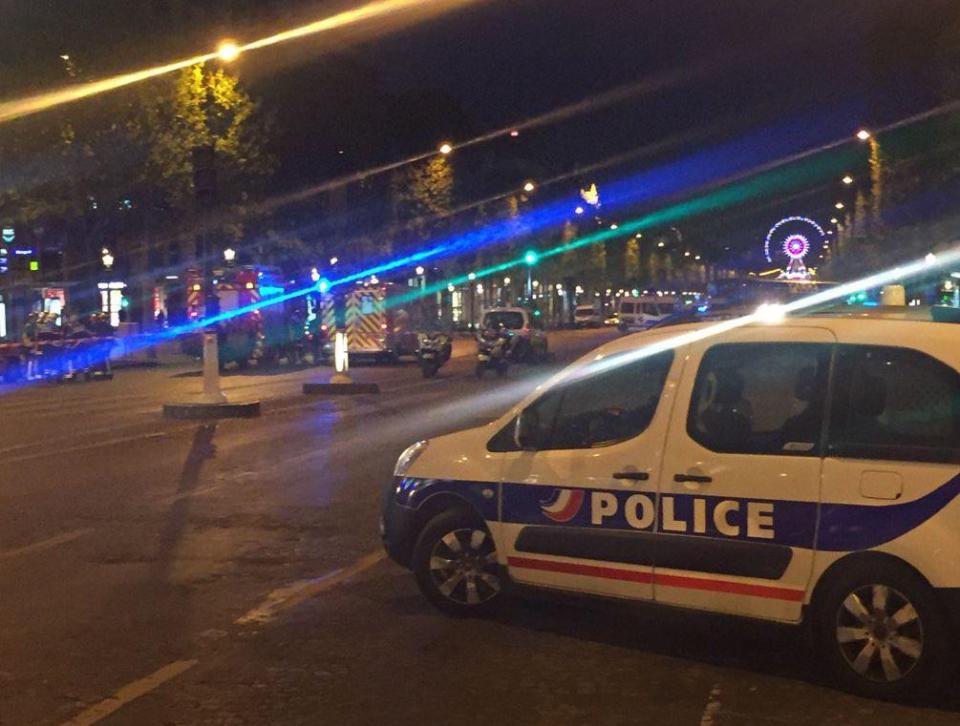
[{"xmin": 586, "ymin": 308, "xmax": 960, "ymax": 369}]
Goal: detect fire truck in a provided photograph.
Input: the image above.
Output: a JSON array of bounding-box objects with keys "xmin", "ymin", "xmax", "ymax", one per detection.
[
  {"xmin": 156, "ymin": 266, "xmax": 305, "ymax": 368},
  {"xmin": 318, "ymin": 282, "xmax": 420, "ymax": 363}
]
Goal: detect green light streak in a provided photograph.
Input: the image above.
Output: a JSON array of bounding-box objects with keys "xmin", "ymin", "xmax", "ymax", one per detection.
[{"xmin": 388, "ymin": 142, "xmax": 855, "ymax": 310}]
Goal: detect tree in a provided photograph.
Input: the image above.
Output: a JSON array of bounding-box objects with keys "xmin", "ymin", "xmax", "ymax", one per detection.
[{"xmin": 623, "ymin": 237, "xmax": 641, "ymax": 285}]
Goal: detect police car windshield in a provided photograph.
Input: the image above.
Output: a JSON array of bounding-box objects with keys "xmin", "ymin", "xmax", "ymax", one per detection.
[{"xmin": 483, "ymin": 311, "xmax": 524, "ymax": 330}]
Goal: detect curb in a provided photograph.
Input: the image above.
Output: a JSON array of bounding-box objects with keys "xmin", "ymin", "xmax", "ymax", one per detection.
[
  {"xmin": 162, "ymin": 401, "xmax": 262, "ymax": 420},
  {"xmin": 302, "ymin": 382, "xmax": 381, "ymax": 396}
]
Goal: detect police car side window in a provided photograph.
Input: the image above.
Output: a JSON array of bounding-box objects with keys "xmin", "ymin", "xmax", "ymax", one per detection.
[
  {"xmin": 687, "ymin": 343, "xmax": 831, "ymax": 455},
  {"xmin": 828, "ymin": 345, "xmax": 960, "ymax": 463},
  {"xmin": 486, "ymin": 351, "xmax": 674, "ymax": 452}
]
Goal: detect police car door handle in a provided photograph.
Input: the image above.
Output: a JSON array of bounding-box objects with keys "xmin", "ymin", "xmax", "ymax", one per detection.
[
  {"xmin": 612, "ymin": 471, "xmax": 650, "ymax": 481},
  {"xmin": 674, "ymin": 473, "xmax": 712, "ymax": 484}
]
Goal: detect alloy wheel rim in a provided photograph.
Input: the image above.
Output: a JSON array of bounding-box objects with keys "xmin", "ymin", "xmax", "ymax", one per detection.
[
  {"xmin": 835, "ymin": 583, "xmax": 924, "ymax": 683},
  {"xmin": 429, "ymin": 527, "xmax": 500, "ymax": 605}
]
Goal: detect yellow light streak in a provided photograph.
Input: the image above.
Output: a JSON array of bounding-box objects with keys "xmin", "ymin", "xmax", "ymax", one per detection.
[{"xmin": 0, "ymin": 0, "xmax": 471, "ymax": 125}]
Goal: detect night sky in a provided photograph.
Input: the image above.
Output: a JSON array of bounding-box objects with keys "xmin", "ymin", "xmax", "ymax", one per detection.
[{"xmin": 3, "ymin": 0, "xmax": 960, "ymax": 258}]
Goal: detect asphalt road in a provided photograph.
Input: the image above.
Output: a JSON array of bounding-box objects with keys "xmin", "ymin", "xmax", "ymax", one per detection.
[{"xmin": 2, "ymin": 328, "xmax": 960, "ymax": 725}]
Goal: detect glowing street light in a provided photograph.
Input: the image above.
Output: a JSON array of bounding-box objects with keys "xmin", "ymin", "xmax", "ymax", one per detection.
[
  {"xmin": 509, "ymin": 129, "xmax": 520, "ymax": 137},
  {"xmin": 217, "ymin": 41, "xmax": 241, "ymax": 62},
  {"xmin": 830, "ymin": 217, "xmax": 839, "ymax": 224},
  {"xmin": 524, "ymin": 249, "xmax": 538, "ymax": 298},
  {"xmin": 609, "ymin": 223, "xmax": 619, "ymax": 230},
  {"xmin": 438, "ymin": 142, "xmax": 453, "ymax": 155},
  {"xmin": 523, "ymin": 180, "xmax": 536, "ymax": 193},
  {"xmin": 841, "ymin": 174, "xmax": 854, "ymax": 185},
  {"xmin": 856, "ymin": 129, "xmax": 872, "ymax": 142},
  {"xmin": 101, "ymin": 247, "xmax": 114, "ymax": 270},
  {"xmin": 329, "ymin": 256, "xmax": 338, "ymax": 266},
  {"xmin": 310, "ymin": 267, "xmax": 320, "ymax": 283},
  {"xmin": 414, "ymin": 265, "xmax": 425, "ymax": 276},
  {"xmin": 574, "ymin": 206, "xmax": 585, "ymax": 215},
  {"xmin": 223, "ymin": 247, "xmax": 236, "ymax": 263},
  {"xmin": 503, "ymin": 276, "xmax": 511, "ymax": 285},
  {"xmin": 835, "ymin": 201, "xmax": 845, "ymax": 210},
  {"xmin": 657, "ymin": 241, "xmax": 665, "ymax": 248}
]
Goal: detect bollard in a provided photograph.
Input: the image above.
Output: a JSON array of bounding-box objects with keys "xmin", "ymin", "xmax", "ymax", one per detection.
[{"xmin": 201, "ymin": 331, "xmax": 227, "ymax": 404}]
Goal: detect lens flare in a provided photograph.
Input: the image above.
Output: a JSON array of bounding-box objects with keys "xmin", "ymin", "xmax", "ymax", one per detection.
[{"xmin": 0, "ymin": 0, "xmax": 474, "ymax": 124}]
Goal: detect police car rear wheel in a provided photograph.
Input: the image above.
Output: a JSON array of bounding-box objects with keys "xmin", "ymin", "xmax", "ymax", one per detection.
[
  {"xmin": 413, "ymin": 510, "xmax": 502, "ymax": 616},
  {"xmin": 816, "ymin": 562, "xmax": 948, "ymax": 700}
]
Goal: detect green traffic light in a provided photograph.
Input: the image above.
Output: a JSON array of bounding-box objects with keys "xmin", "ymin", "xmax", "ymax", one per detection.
[{"xmin": 524, "ymin": 250, "xmax": 538, "ymax": 266}]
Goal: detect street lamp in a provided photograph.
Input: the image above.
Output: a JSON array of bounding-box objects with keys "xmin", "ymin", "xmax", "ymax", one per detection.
[
  {"xmin": 438, "ymin": 142, "xmax": 453, "ymax": 155},
  {"xmin": 574, "ymin": 206, "xmax": 585, "ymax": 215},
  {"xmin": 217, "ymin": 40, "xmax": 241, "ymax": 62},
  {"xmin": 101, "ymin": 247, "xmax": 114, "ymax": 270},
  {"xmin": 329, "ymin": 256, "xmax": 338, "ymax": 266},
  {"xmin": 842, "ymin": 175, "xmax": 854, "ymax": 185},
  {"xmin": 414, "ymin": 265, "xmax": 425, "ymax": 276},
  {"xmin": 856, "ymin": 129, "xmax": 872, "ymax": 142},
  {"xmin": 609, "ymin": 223, "xmax": 619, "ymax": 230},
  {"xmin": 223, "ymin": 247, "xmax": 236, "ymax": 263},
  {"xmin": 830, "ymin": 217, "xmax": 839, "ymax": 224},
  {"xmin": 835, "ymin": 201, "xmax": 845, "ymax": 210}
]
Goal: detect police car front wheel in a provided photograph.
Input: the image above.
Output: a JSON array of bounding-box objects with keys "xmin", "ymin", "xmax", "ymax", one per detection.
[
  {"xmin": 412, "ymin": 510, "xmax": 502, "ymax": 616},
  {"xmin": 815, "ymin": 561, "xmax": 949, "ymax": 700}
]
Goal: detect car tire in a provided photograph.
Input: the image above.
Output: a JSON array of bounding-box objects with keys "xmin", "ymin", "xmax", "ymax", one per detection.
[
  {"xmin": 412, "ymin": 509, "xmax": 503, "ymax": 617},
  {"xmin": 813, "ymin": 559, "xmax": 949, "ymax": 701}
]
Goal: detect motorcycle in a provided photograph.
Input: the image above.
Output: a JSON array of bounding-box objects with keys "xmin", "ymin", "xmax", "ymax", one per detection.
[
  {"xmin": 418, "ymin": 331, "xmax": 452, "ymax": 378},
  {"xmin": 475, "ymin": 326, "xmax": 518, "ymax": 378}
]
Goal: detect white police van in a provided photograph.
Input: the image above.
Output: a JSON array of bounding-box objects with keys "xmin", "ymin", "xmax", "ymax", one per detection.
[{"xmin": 382, "ymin": 312, "xmax": 960, "ymax": 699}]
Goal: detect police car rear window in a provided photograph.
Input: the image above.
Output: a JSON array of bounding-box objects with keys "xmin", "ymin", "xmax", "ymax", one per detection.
[{"xmin": 828, "ymin": 345, "xmax": 960, "ymax": 463}]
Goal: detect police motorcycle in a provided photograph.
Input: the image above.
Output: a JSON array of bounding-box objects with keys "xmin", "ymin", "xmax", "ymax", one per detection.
[
  {"xmin": 417, "ymin": 331, "xmax": 452, "ymax": 378},
  {"xmin": 475, "ymin": 324, "xmax": 521, "ymax": 378}
]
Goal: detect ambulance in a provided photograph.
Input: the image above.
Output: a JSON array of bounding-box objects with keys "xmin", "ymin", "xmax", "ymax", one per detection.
[
  {"xmin": 319, "ymin": 282, "xmax": 419, "ymax": 362},
  {"xmin": 382, "ymin": 309, "xmax": 960, "ymax": 699}
]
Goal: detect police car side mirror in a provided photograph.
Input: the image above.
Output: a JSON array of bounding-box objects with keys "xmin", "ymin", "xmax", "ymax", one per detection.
[{"xmin": 514, "ymin": 409, "xmax": 540, "ymax": 451}]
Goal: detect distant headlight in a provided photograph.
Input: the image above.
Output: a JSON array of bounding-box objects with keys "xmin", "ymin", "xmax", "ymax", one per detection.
[{"xmin": 394, "ymin": 440, "xmax": 429, "ymax": 477}]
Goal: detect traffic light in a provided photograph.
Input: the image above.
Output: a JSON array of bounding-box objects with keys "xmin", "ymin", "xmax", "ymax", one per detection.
[{"xmin": 524, "ymin": 250, "xmax": 539, "ymax": 266}]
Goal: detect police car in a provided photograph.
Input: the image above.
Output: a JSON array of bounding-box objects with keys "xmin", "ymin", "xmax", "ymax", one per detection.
[{"xmin": 382, "ymin": 311, "xmax": 960, "ymax": 699}]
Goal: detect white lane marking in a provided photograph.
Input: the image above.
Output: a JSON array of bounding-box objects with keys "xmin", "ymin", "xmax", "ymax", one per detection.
[
  {"xmin": 700, "ymin": 683, "xmax": 722, "ymax": 726},
  {"xmin": 236, "ymin": 550, "xmax": 385, "ymax": 626},
  {"xmin": 60, "ymin": 659, "xmax": 198, "ymax": 726},
  {"xmin": 2, "ymin": 431, "xmax": 168, "ymax": 465},
  {"xmin": 155, "ymin": 482, "xmax": 227, "ymax": 506},
  {"xmin": 0, "ymin": 528, "xmax": 93, "ymax": 561}
]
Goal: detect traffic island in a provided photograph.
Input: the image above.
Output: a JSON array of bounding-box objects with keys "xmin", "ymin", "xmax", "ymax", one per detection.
[{"xmin": 163, "ymin": 400, "xmax": 261, "ymax": 420}]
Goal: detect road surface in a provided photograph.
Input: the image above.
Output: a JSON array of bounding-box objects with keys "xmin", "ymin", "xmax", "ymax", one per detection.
[{"xmin": 1, "ymin": 328, "xmax": 958, "ymax": 725}]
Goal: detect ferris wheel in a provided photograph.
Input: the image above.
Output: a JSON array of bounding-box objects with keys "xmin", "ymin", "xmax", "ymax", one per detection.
[{"xmin": 763, "ymin": 216, "xmax": 825, "ymax": 280}]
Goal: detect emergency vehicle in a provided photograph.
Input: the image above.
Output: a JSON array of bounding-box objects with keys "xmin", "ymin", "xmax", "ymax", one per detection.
[
  {"xmin": 319, "ymin": 282, "xmax": 419, "ymax": 362},
  {"xmin": 382, "ymin": 309, "xmax": 960, "ymax": 699},
  {"xmin": 159, "ymin": 266, "xmax": 297, "ymax": 367}
]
